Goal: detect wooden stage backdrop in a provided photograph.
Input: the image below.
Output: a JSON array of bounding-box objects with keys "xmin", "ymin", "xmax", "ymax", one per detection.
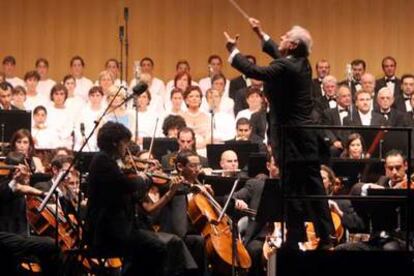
[{"xmin": 0, "ymin": 0, "xmax": 413, "ymax": 83}]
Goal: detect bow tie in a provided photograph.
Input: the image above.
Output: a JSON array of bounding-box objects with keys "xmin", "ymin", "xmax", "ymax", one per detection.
[
  {"xmin": 381, "ymin": 111, "xmax": 390, "ymax": 116},
  {"xmin": 327, "ymin": 97, "xmax": 336, "ymax": 102},
  {"xmin": 338, "ymin": 108, "xmax": 348, "ymax": 113},
  {"xmin": 386, "ymin": 78, "xmax": 396, "ymax": 83},
  {"xmin": 404, "ymin": 96, "xmax": 411, "ymax": 101}
]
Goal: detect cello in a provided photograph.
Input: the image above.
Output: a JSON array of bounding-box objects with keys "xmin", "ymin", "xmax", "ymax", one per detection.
[{"xmin": 187, "ymin": 183, "xmax": 251, "ymax": 275}]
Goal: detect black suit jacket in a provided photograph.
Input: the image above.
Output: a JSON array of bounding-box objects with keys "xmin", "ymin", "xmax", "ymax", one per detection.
[
  {"xmin": 374, "ymin": 108, "xmax": 408, "ymax": 127},
  {"xmin": 0, "ymin": 105, "xmax": 20, "ymax": 111},
  {"xmin": 231, "ymin": 39, "xmax": 318, "ymax": 161},
  {"xmin": 86, "ymin": 151, "xmax": 151, "ymax": 251},
  {"xmin": 393, "ymin": 94, "xmax": 412, "ymax": 113},
  {"xmin": 343, "ymin": 110, "xmax": 387, "ymax": 126},
  {"xmin": 229, "ymin": 75, "xmax": 247, "ymax": 101},
  {"xmin": 233, "ymin": 86, "xmax": 249, "ymax": 115},
  {"xmin": 339, "ymin": 79, "xmax": 361, "ymax": 97},
  {"xmin": 232, "ymin": 178, "xmax": 267, "ymax": 243},
  {"xmin": 311, "ymin": 78, "xmax": 323, "ymax": 99},
  {"xmin": 375, "ymin": 77, "xmax": 401, "ymax": 96},
  {"xmin": 249, "ymin": 109, "xmax": 267, "ymax": 141},
  {"xmin": 321, "ymin": 108, "xmax": 349, "ymax": 144}
]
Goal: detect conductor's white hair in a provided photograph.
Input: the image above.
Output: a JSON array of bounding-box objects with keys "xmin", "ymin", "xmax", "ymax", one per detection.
[{"xmin": 289, "ymin": 25, "xmax": 313, "ymax": 53}]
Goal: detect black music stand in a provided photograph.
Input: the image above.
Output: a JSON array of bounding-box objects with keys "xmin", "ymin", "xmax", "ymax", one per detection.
[
  {"xmin": 367, "ymin": 189, "xmax": 414, "ymax": 233},
  {"xmin": 255, "ymin": 178, "xmax": 283, "ymax": 224},
  {"xmin": 142, "ymin": 137, "xmax": 178, "ymax": 161},
  {"xmin": 207, "ymin": 143, "xmax": 259, "ymax": 170},
  {"xmin": 247, "ymin": 152, "xmax": 268, "ymax": 177},
  {"xmin": 331, "ymin": 159, "xmax": 384, "ymax": 192},
  {"xmin": 0, "ymin": 110, "xmax": 31, "ymax": 141},
  {"xmin": 202, "ymin": 175, "xmax": 247, "ymax": 197}
]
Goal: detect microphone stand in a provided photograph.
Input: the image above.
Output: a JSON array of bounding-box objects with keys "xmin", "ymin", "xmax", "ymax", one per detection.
[
  {"xmin": 217, "ymin": 178, "xmax": 241, "ymax": 276},
  {"xmin": 0, "ymin": 123, "xmax": 5, "ymax": 156},
  {"xmin": 124, "ymin": 7, "xmax": 129, "ymax": 85},
  {"xmin": 119, "ymin": 26, "xmax": 124, "ymax": 86},
  {"xmin": 135, "ymin": 98, "xmax": 139, "ymax": 144},
  {"xmin": 210, "ymin": 108, "xmax": 215, "ymax": 144},
  {"xmin": 38, "ymin": 85, "xmax": 131, "ymax": 249}
]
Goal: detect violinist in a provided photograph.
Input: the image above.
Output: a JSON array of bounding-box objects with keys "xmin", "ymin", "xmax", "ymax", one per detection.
[
  {"xmin": 10, "ymin": 128, "xmax": 45, "ymax": 173},
  {"xmin": 0, "ymin": 151, "xmax": 60, "ymax": 275},
  {"xmin": 134, "ymin": 150, "xmax": 200, "ymax": 275},
  {"xmin": 85, "ymin": 121, "xmax": 167, "ymax": 276},
  {"xmin": 337, "ymin": 149, "xmax": 412, "ymax": 251},
  {"xmin": 232, "ymin": 153, "xmax": 279, "ymax": 276}
]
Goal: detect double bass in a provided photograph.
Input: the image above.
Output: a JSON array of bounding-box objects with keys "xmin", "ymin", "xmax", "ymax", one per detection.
[{"xmin": 187, "ymin": 183, "xmax": 251, "ymax": 274}]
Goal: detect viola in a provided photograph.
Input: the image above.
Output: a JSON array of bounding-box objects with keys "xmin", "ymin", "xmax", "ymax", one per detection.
[{"xmin": 187, "ymin": 184, "xmax": 251, "ymax": 275}]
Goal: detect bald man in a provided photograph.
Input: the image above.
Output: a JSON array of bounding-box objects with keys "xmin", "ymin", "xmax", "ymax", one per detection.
[{"xmin": 219, "ymin": 150, "xmax": 240, "ymax": 177}]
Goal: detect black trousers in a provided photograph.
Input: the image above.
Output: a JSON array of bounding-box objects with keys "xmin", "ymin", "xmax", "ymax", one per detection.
[
  {"xmin": 246, "ymin": 239, "xmax": 265, "ymax": 276},
  {"xmin": 0, "ymin": 232, "xmax": 60, "ymax": 276},
  {"xmin": 284, "ymin": 161, "xmax": 334, "ymax": 245}
]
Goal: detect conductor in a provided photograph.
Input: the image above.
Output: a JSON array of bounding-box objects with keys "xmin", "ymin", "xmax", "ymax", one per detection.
[{"xmin": 224, "ymin": 18, "xmax": 335, "ymax": 249}]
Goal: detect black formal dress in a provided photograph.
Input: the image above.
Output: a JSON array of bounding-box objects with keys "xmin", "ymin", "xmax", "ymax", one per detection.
[
  {"xmin": 86, "ymin": 151, "xmax": 167, "ymax": 276},
  {"xmin": 230, "ymin": 38, "xmax": 334, "ymax": 247}
]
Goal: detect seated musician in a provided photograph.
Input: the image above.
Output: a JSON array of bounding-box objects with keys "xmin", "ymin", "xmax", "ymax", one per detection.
[
  {"xmin": 9, "ymin": 129, "xmax": 45, "ymax": 173},
  {"xmin": 227, "ymin": 117, "xmax": 267, "ymax": 153},
  {"xmin": 132, "ymin": 150, "xmax": 200, "ymax": 275},
  {"xmin": 85, "ymin": 121, "xmax": 167, "ymax": 275},
  {"xmin": 0, "ymin": 151, "xmax": 60, "ymax": 275},
  {"xmin": 232, "ymin": 153, "xmax": 279, "ymax": 276},
  {"xmin": 217, "ymin": 150, "xmax": 245, "ymax": 178},
  {"xmin": 336, "ymin": 149, "xmax": 412, "ymax": 251},
  {"xmin": 339, "ymin": 133, "xmax": 369, "ymax": 160},
  {"xmin": 161, "ymin": 127, "xmax": 208, "ymax": 171},
  {"xmin": 157, "ymin": 150, "xmax": 214, "ymax": 275},
  {"xmin": 33, "ymin": 154, "xmax": 82, "ymax": 216}
]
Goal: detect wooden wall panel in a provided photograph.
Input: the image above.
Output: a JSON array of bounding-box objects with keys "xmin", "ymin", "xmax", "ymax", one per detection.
[{"xmin": 0, "ymin": 0, "xmax": 413, "ymax": 84}]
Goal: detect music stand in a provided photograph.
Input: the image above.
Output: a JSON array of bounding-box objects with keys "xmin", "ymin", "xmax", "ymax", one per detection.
[
  {"xmin": 202, "ymin": 175, "xmax": 247, "ymax": 197},
  {"xmin": 247, "ymin": 152, "xmax": 268, "ymax": 177},
  {"xmin": 256, "ymin": 178, "xmax": 283, "ymax": 224},
  {"xmin": 207, "ymin": 143, "xmax": 259, "ymax": 170},
  {"xmin": 367, "ymin": 189, "xmax": 414, "ymax": 232},
  {"xmin": 74, "ymin": 151, "xmax": 98, "ymax": 173},
  {"xmin": 331, "ymin": 159, "xmax": 384, "ymax": 192},
  {"xmin": 142, "ymin": 137, "xmax": 178, "ymax": 161},
  {"xmin": 0, "ymin": 110, "xmax": 31, "ymax": 141}
]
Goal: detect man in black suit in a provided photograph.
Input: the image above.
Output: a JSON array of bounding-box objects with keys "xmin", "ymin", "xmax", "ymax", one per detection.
[
  {"xmin": 321, "ymin": 85, "xmax": 353, "ymax": 156},
  {"xmin": 229, "ymin": 54, "xmax": 256, "ymax": 100},
  {"xmin": 313, "ymin": 75, "xmax": 337, "ymax": 117},
  {"xmin": 161, "ymin": 127, "xmax": 208, "ymax": 171},
  {"xmin": 233, "ymin": 154, "xmax": 278, "ymax": 276},
  {"xmin": 375, "ymin": 87, "xmax": 407, "ymax": 126},
  {"xmin": 339, "ymin": 59, "xmax": 366, "ymax": 97},
  {"xmin": 0, "ymin": 82, "xmax": 19, "ymax": 110},
  {"xmin": 224, "ymin": 18, "xmax": 334, "ymax": 249},
  {"xmin": 86, "ymin": 121, "xmax": 167, "ymax": 276},
  {"xmin": 375, "ymin": 56, "xmax": 401, "ymax": 97},
  {"xmin": 311, "ymin": 59, "xmax": 330, "ymax": 99},
  {"xmin": 343, "ymin": 90, "xmax": 386, "ymax": 126},
  {"xmin": 394, "ymin": 74, "xmax": 414, "ymax": 113}
]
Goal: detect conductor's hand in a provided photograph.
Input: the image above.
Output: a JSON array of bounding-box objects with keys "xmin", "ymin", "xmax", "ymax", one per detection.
[
  {"xmin": 249, "ymin": 17, "xmax": 264, "ymax": 39},
  {"xmin": 224, "ymin": 32, "xmax": 240, "ymax": 53}
]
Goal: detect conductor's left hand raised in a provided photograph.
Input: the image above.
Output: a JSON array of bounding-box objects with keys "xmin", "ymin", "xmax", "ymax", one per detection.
[{"xmin": 224, "ymin": 32, "xmax": 240, "ymax": 52}]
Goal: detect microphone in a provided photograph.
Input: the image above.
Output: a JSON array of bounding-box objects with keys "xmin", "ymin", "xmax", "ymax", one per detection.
[
  {"xmin": 132, "ymin": 82, "xmax": 148, "ymax": 96},
  {"xmin": 119, "ymin": 26, "xmax": 124, "ymax": 41},
  {"xmin": 80, "ymin": 123, "xmax": 86, "ymax": 137},
  {"xmin": 124, "ymin": 7, "xmax": 129, "ymax": 21},
  {"xmin": 122, "ymin": 82, "xmax": 149, "ymax": 103}
]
